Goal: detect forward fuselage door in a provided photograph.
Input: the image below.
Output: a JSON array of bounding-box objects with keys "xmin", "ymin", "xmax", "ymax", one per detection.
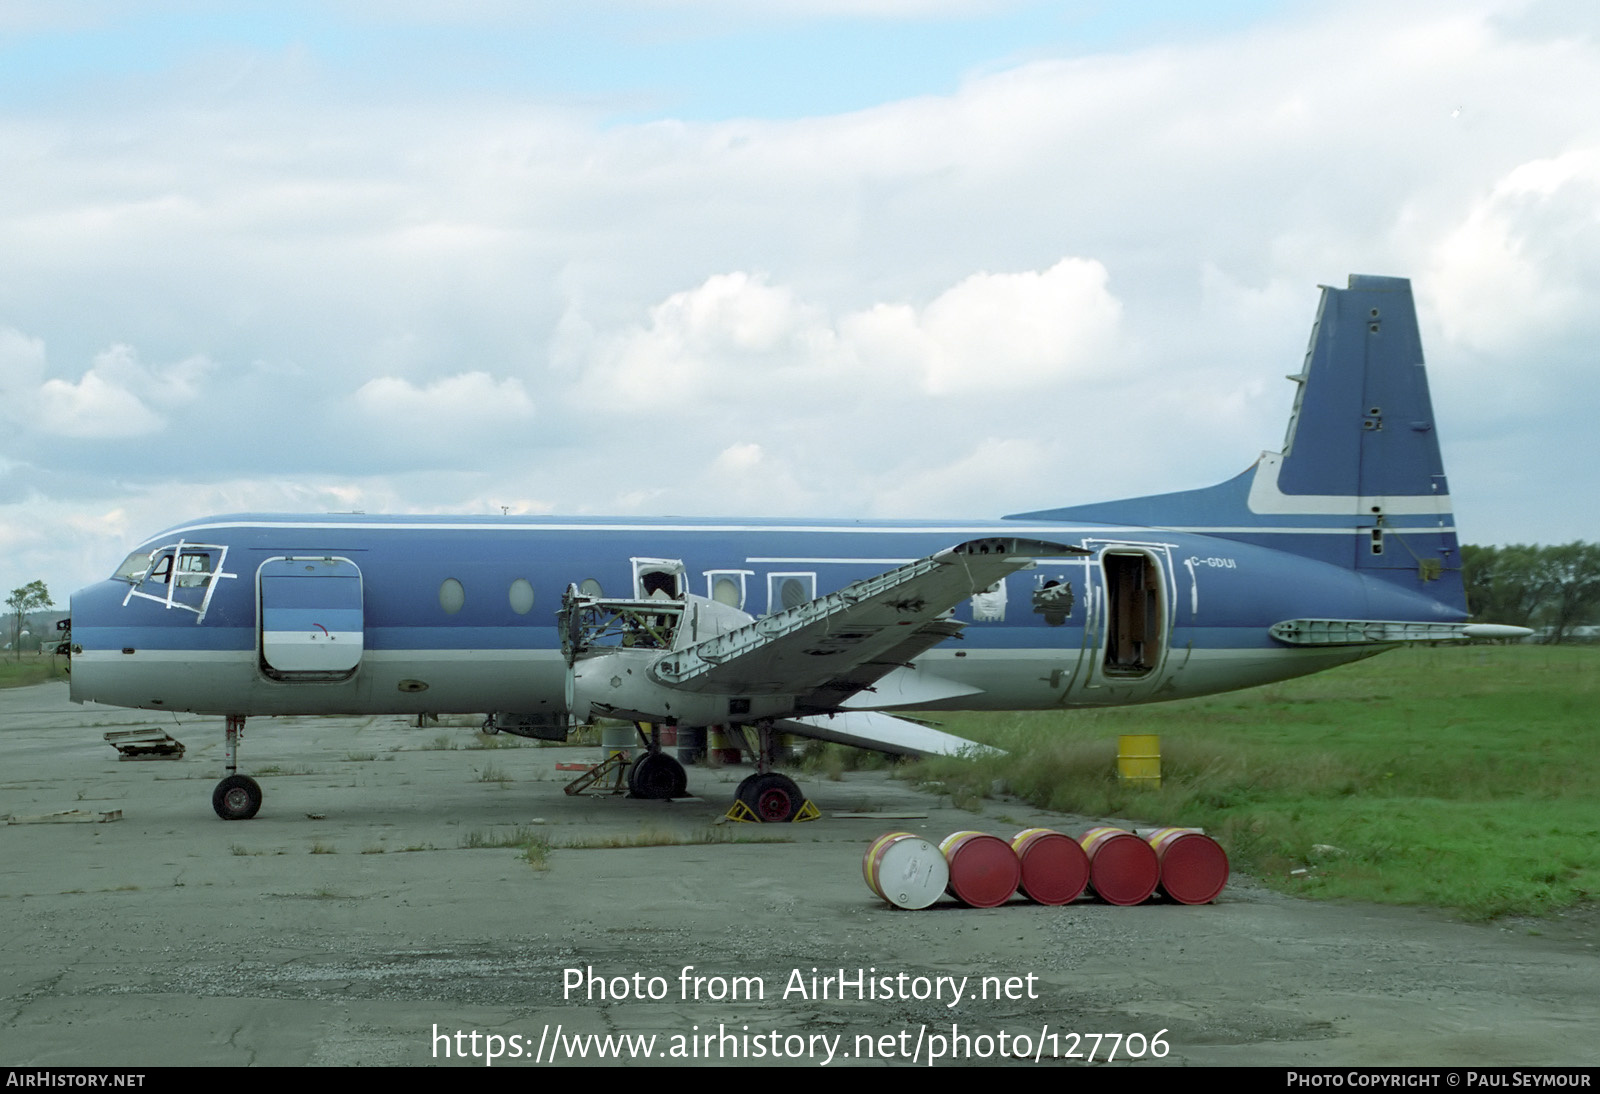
[{"xmin": 258, "ymin": 557, "xmax": 364, "ymax": 679}]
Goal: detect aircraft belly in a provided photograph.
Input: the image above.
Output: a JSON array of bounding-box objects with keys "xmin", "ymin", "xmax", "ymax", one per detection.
[{"xmin": 72, "ymin": 648, "xmax": 568, "ymax": 716}]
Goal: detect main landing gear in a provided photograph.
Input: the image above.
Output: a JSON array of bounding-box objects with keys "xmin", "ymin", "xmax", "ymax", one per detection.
[
  {"xmin": 212, "ymin": 714, "xmax": 262, "ymax": 820},
  {"xmin": 732, "ymin": 771, "xmax": 806, "ymax": 823},
  {"xmin": 727, "ymin": 721, "xmax": 816, "ymax": 824},
  {"xmin": 622, "ymin": 720, "xmax": 813, "ymax": 822}
]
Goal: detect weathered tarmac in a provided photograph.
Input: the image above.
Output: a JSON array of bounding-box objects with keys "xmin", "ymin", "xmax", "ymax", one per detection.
[{"xmin": 1, "ymin": 680, "xmax": 1595, "ymax": 1068}]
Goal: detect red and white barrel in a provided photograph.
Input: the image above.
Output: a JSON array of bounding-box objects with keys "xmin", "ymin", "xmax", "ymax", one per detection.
[
  {"xmin": 938, "ymin": 830, "xmax": 1021, "ymax": 909},
  {"xmin": 1145, "ymin": 827, "xmax": 1229, "ymax": 905},
  {"xmin": 1080, "ymin": 826, "xmax": 1160, "ymax": 906},
  {"xmin": 862, "ymin": 832, "xmax": 948, "ymax": 910},
  {"xmin": 1009, "ymin": 828, "xmax": 1090, "ymax": 906}
]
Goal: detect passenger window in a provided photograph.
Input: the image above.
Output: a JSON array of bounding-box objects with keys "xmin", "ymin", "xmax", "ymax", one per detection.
[
  {"xmin": 766, "ymin": 572, "xmax": 816, "ymax": 614},
  {"xmin": 509, "ymin": 578, "xmax": 535, "ymax": 615},
  {"xmin": 439, "ymin": 578, "xmax": 466, "ymax": 614},
  {"xmin": 703, "ymin": 569, "xmax": 753, "ymax": 611}
]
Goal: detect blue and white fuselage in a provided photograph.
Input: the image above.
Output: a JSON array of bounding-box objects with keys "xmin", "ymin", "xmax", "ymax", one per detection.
[
  {"xmin": 68, "ymin": 512, "xmax": 1462, "ymax": 718},
  {"xmin": 66, "ymin": 276, "xmax": 1516, "ymax": 820}
]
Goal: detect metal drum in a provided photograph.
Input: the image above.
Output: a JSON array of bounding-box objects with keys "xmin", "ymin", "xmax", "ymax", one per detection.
[
  {"xmin": 1145, "ymin": 827, "xmax": 1230, "ymax": 904},
  {"xmin": 1080, "ymin": 826, "xmax": 1160, "ymax": 906},
  {"xmin": 938, "ymin": 830, "xmax": 1021, "ymax": 909},
  {"xmin": 863, "ymin": 832, "xmax": 948, "ymax": 910},
  {"xmin": 1010, "ymin": 827, "xmax": 1090, "ymax": 905}
]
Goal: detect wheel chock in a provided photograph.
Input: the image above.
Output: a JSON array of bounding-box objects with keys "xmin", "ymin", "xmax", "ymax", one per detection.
[{"xmin": 723, "ymin": 797, "xmax": 821, "ymax": 823}]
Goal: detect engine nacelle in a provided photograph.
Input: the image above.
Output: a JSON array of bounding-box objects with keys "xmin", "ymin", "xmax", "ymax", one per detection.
[{"xmin": 566, "ymin": 650, "xmax": 795, "ymax": 726}]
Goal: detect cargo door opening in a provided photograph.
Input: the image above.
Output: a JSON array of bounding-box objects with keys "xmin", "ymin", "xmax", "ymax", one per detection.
[{"xmin": 1101, "ymin": 549, "xmax": 1165, "ymax": 678}]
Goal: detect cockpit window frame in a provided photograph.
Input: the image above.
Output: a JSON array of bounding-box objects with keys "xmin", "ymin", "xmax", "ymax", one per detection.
[
  {"xmin": 112, "ymin": 549, "xmax": 157, "ymax": 583},
  {"xmin": 119, "ymin": 540, "xmax": 236, "ymax": 623}
]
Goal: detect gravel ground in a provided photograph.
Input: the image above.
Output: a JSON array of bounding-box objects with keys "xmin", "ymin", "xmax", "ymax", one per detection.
[{"xmin": 1, "ymin": 681, "xmax": 1594, "ymax": 1068}]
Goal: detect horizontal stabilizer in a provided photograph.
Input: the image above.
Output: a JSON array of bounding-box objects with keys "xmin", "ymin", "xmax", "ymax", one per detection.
[{"xmin": 1270, "ymin": 619, "xmax": 1533, "ymax": 646}]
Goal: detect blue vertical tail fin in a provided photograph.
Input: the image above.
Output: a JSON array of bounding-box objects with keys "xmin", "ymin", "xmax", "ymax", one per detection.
[{"xmin": 1006, "ymin": 275, "xmax": 1465, "ymax": 614}]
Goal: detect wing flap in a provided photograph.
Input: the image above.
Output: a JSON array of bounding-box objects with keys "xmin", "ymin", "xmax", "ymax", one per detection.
[{"xmin": 776, "ymin": 711, "xmax": 996, "ymax": 758}]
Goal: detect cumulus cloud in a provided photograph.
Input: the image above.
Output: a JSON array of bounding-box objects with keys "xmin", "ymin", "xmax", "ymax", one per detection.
[
  {"xmin": 575, "ymin": 272, "xmax": 837, "ymax": 410},
  {"xmin": 844, "ymin": 258, "xmax": 1123, "ymax": 395},
  {"xmin": 574, "ymin": 257, "xmax": 1123, "ymax": 413},
  {"xmin": 2, "ymin": 337, "xmax": 214, "ymax": 440},
  {"xmin": 1425, "ymin": 148, "xmax": 1600, "ymax": 355},
  {"xmin": 352, "ymin": 371, "xmax": 536, "ymax": 428},
  {"xmin": 36, "ymin": 370, "xmax": 166, "ymax": 439}
]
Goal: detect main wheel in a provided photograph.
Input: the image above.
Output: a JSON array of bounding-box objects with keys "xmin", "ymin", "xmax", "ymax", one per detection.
[
  {"xmin": 628, "ymin": 753, "xmax": 687, "ymax": 800},
  {"xmin": 738, "ymin": 772, "xmax": 803, "ymax": 823},
  {"xmin": 212, "ymin": 774, "xmax": 262, "ymax": 820}
]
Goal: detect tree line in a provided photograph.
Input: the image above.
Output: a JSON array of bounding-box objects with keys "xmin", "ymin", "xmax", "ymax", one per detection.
[{"xmin": 1462, "ymin": 542, "xmax": 1600, "ymax": 643}]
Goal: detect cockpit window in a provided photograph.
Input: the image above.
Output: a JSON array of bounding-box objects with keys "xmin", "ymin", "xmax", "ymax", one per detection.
[
  {"xmin": 115, "ymin": 539, "xmax": 235, "ymax": 624},
  {"xmin": 113, "ymin": 549, "xmax": 155, "ymax": 583}
]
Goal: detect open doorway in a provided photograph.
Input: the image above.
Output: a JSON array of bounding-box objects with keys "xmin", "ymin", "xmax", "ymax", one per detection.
[{"xmin": 1101, "ymin": 549, "xmax": 1165, "ymax": 677}]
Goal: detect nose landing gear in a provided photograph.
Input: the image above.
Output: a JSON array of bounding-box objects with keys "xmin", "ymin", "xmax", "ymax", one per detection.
[{"xmin": 212, "ymin": 714, "xmax": 262, "ymax": 820}]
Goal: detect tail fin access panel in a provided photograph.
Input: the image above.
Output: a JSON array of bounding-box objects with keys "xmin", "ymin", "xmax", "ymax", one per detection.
[{"xmin": 1007, "ymin": 275, "xmax": 1464, "ymax": 614}]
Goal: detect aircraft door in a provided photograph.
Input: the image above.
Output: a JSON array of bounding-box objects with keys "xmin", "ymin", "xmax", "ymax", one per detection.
[
  {"xmin": 1102, "ymin": 549, "xmax": 1165, "ymax": 677},
  {"xmin": 258, "ymin": 557, "xmax": 364, "ymax": 679},
  {"xmin": 1064, "ymin": 544, "xmax": 1174, "ymax": 703}
]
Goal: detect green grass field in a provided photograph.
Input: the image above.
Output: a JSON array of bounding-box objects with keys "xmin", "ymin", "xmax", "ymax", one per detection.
[
  {"xmin": 0, "ymin": 653, "xmax": 67, "ymax": 688},
  {"xmin": 909, "ymin": 645, "xmax": 1598, "ymax": 919}
]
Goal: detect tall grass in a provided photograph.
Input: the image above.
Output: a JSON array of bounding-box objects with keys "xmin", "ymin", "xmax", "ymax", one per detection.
[{"xmin": 910, "ymin": 645, "xmax": 1598, "ymax": 919}]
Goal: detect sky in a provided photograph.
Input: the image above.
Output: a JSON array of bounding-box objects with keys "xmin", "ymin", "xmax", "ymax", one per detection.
[{"xmin": 2, "ymin": 0, "xmax": 1597, "ymax": 606}]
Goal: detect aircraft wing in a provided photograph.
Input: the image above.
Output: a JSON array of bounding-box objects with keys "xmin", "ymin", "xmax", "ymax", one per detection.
[{"xmin": 649, "ymin": 537, "xmax": 1086, "ymax": 708}]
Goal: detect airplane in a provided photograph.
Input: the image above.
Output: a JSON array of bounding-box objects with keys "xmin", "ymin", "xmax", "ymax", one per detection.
[{"xmin": 64, "ymin": 274, "xmax": 1528, "ymax": 822}]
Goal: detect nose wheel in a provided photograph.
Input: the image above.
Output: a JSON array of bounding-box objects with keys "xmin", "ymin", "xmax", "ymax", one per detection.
[{"xmin": 213, "ymin": 774, "xmax": 263, "ymax": 820}]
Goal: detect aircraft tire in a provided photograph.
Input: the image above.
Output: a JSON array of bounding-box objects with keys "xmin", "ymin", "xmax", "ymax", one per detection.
[
  {"xmin": 212, "ymin": 774, "xmax": 262, "ymax": 821},
  {"xmin": 739, "ymin": 772, "xmax": 803, "ymax": 823},
  {"xmin": 629, "ymin": 753, "xmax": 687, "ymax": 800}
]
